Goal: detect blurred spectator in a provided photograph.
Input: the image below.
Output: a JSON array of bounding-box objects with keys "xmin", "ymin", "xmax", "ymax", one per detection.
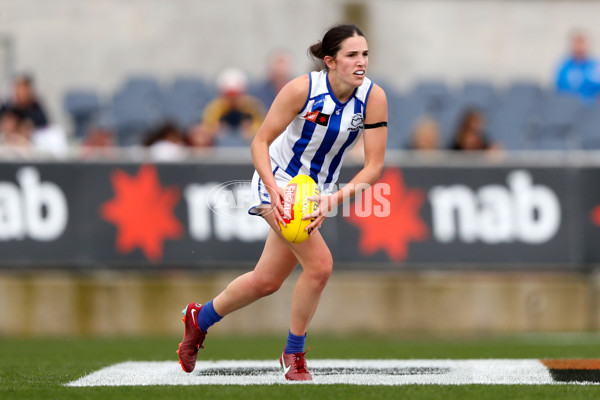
[
  {"xmin": 1, "ymin": 74, "xmax": 49, "ymax": 128},
  {"xmin": 450, "ymin": 109, "xmax": 500, "ymax": 152},
  {"xmin": 30, "ymin": 124, "xmax": 69, "ymax": 157},
  {"xmin": 250, "ymin": 49, "xmax": 293, "ymax": 108},
  {"xmin": 185, "ymin": 122, "xmax": 216, "ymax": 149},
  {"xmin": 555, "ymin": 30, "xmax": 600, "ymax": 103},
  {"xmin": 142, "ymin": 121, "xmax": 188, "ymax": 161},
  {"xmin": 0, "ymin": 107, "xmax": 34, "ymax": 157},
  {"xmin": 80, "ymin": 122, "xmax": 117, "ymax": 159},
  {"xmin": 409, "ymin": 116, "xmax": 441, "ymax": 151},
  {"xmin": 1, "ymin": 74, "xmax": 69, "ymax": 157},
  {"xmin": 201, "ymin": 68, "xmax": 266, "ymax": 147}
]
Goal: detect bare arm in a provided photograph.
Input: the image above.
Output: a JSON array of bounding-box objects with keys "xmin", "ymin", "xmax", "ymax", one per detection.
[{"xmin": 250, "ymin": 74, "xmax": 310, "ymax": 226}]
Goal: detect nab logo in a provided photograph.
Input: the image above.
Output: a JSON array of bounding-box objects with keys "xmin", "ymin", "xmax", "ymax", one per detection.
[
  {"xmin": 185, "ymin": 182, "xmax": 269, "ymax": 242},
  {"xmin": 429, "ymin": 170, "xmax": 561, "ymax": 244},
  {"xmin": 0, "ymin": 167, "xmax": 68, "ymax": 241}
]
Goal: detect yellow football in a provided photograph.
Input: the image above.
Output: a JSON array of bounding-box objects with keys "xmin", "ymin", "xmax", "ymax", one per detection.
[{"xmin": 279, "ymin": 174, "xmax": 320, "ymax": 243}]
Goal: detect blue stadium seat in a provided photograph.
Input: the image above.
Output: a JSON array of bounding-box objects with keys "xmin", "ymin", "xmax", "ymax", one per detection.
[
  {"xmin": 162, "ymin": 77, "xmax": 216, "ymax": 129},
  {"xmin": 460, "ymin": 80, "xmax": 499, "ymax": 108},
  {"xmin": 63, "ymin": 89, "xmax": 103, "ymax": 138},
  {"xmin": 387, "ymin": 91, "xmax": 428, "ymax": 149},
  {"xmin": 110, "ymin": 77, "xmax": 166, "ymax": 145},
  {"xmin": 487, "ymin": 105, "xmax": 534, "ymax": 151},
  {"xmin": 410, "ymin": 80, "xmax": 450, "ymax": 115},
  {"xmin": 575, "ymin": 102, "xmax": 600, "ymax": 149},
  {"xmin": 534, "ymin": 137, "xmax": 576, "ymax": 151},
  {"xmin": 121, "ymin": 76, "xmax": 163, "ymax": 96},
  {"xmin": 247, "ymin": 79, "xmax": 277, "ymax": 109},
  {"xmin": 528, "ymin": 92, "xmax": 585, "ymax": 150},
  {"xmin": 504, "ymin": 80, "xmax": 544, "ymax": 108}
]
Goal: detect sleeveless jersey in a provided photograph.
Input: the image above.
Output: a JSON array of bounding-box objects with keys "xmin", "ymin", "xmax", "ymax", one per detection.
[{"xmin": 269, "ymin": 70, "xmax": 373, "ymax": 192}]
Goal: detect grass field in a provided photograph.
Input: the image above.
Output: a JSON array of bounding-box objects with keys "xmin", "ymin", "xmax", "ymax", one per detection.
[{"xmin": 3, "ymin": 333, "xmax": 600, "ymax": 399}]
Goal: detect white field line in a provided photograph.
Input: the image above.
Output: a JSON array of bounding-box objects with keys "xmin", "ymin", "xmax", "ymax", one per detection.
[{"xmin": 64, "ymin": 359, "xmax": 599, "ymax": 386}]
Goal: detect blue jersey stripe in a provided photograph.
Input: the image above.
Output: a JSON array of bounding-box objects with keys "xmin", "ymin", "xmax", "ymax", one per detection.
[
  {"xmin": 325, "ymin": 131, "xmax": 360, "ymax": 185},
  {"xmin": 284, "ymin": 95, "xmax": 327, "ymax": 177},
  {"xmin": 309, "ymin": 106, "xmax": 344, "ymax": 183},
  {"xmin": 324, "ymin": 99, "xmax": 363, "ymax": 185}
]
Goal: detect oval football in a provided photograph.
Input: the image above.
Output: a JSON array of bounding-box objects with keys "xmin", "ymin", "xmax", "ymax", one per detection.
[{"xmin": 279, "ymin": 174, "xmax": 320, "ymax": 243}]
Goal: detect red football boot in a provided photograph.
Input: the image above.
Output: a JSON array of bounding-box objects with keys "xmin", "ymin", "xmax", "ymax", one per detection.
[
  {"xmin": 279, "ymin": 349, "xmax": 313, "ymax": 381},
  {"xmin": 177, "ymin": 302, "xmax": 207, "ymax": 373}
]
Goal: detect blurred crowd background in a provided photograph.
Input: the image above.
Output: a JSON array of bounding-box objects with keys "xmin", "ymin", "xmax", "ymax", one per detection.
[{"xmin": 1, "ymin": 0, "xmax": 600, "ymax": 161}]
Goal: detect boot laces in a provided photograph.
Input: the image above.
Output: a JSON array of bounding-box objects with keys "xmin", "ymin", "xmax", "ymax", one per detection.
[{"xmin": 294, "ymin": 347, "xmax": 310, "ymax": 372}]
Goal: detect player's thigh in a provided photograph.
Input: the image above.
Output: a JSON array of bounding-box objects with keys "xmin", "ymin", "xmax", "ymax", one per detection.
[
  {"xmin": 252, "ymin": 208, "xmax": 299, "ymax": 282},
  {"xmin": 291, "ymin": 230, "xmax": 333, "ymax": 276},
  {"xmin": 260, "ymin": 207, "xmax": 332, "ymax": 274}
]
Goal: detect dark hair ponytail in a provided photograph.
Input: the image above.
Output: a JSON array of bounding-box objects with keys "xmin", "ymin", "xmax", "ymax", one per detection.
[
  {"xmin": 309, "ymin": 42, "xmax": 326, "ymax": 59},
  {"xmin": 308, "ymin": 24, "xmax": 365, "ymax": 70}
]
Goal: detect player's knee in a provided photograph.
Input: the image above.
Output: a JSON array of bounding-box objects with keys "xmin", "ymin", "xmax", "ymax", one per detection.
[
  {"xmin": 251, "ymin": 274, "xmax": 283, "ymax": 297},
  {"xmin": 307, "ymin": 254, "xmax": 333, "ymax": 288},
  {"xmin": 257, "ymin": 280, "xmax": 282, "ymax": 297}
]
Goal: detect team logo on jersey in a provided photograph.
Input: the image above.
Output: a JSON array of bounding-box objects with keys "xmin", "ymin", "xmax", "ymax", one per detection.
[
  {"xmin": 348, "ymin": 114, "xmax": 364, "ymax": 131},
  {"xmin": 304, "ymin": 110, "xmax": 330, "ymax": 126}
]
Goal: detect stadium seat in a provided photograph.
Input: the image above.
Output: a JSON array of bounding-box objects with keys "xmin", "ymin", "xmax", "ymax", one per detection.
[
  {"xmin": 63, "ymin": 89, "xmax": 103, "ymax": 138},
  {"xmin": 162, "ymin": 77, "xmax": 216, "ymax": 129},
  {"xmin": 534, "ymin": 136, "xmax": 576, "ymax": 151},
  {"xmin": 487, "ymin": 105, "xmax": 534, "ymax": 151},
  {"xmin": 247, "ymin": 79, "xmax": 275, "ymax": 109},
  {"xmin": 575, "ymin": 102, "xmax": 600, "ymax": 149},
  {"xmin": 504, "ymin": 80, "xmax": 544, "ymax": 108},
  {"xmin": 410, "ymin": 80, "xmax": 450, "ymax": 115},
  {"xmin": 386, "ymin": 91, "xmax": 428, "ymax": 149},
  {"xmin": 121, "ymin": 76, "xmax": 163, "ymax": 97},
  {"xmin": 527, "ymin": 92, "xmax": 585, "ymax": 150},
  {"xmin": 110, "ymin": 78, "xmax": 166, "ymax": 145},
  {"xmin": 460, "ymin": 80, "xmax": 499, "ymax": 108},
  {"xmin": 485, "ymin": 85, "xmax": 546, "ymax": 151}
]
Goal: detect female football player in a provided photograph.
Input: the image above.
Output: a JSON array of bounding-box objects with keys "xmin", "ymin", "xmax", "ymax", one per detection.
[{"xmin": 178, "ymin": 23, "xmax": 388, "ymax": 381}]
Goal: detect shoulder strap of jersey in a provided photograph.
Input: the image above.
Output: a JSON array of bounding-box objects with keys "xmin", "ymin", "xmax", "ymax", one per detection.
[{"xmin": 354, "ymin": 77, "xmax": 373, "ymax": 104}]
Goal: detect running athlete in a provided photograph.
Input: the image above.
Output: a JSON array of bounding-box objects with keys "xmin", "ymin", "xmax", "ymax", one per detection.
[{"xmin": 178, "ymin": 24, "xmax": 388, "ymax": 381}]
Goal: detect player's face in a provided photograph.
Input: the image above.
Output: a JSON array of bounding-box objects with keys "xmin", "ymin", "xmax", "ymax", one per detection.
[{"xmin": 331, "ymin": 34, "xmax": 369, "ymax": 87}]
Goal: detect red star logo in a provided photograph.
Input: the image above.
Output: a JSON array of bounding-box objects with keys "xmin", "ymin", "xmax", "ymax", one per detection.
[
  {"xmin": 100, "ymin": 165, "xmax": 183, "ymax": 261},
  {"xmin": 345, "ymin": 168, "xmax": 428, "ymax": 262},
  {"xmin": 319, "ymin": 116, "xmax": 327, "ymax": 123}
]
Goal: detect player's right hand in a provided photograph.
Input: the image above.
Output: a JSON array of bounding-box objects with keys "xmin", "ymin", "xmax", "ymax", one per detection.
[{"xmin": 267, "ymin": 184, "xmax": 287, "ymax": 228}]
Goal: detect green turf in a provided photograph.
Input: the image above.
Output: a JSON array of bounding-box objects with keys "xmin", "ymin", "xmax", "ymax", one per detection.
[{"xmin": 2, "ymin": 333, "xmax": 600, "ymax": 399}]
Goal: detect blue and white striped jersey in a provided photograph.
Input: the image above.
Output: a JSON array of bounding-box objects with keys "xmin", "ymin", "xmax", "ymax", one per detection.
[{"xmin": 269, "ymin": 70, "xmax": 373, "ymax": 192}]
